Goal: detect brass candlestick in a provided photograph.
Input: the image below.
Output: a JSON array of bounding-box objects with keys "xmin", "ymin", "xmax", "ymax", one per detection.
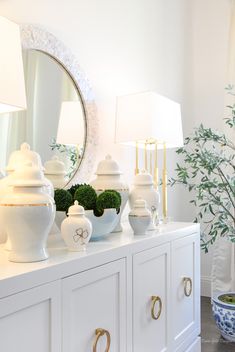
[
  {"xmin": 144, "ymin": 142, "xmax": 148, "ymax": 172},
  {"xmin": 135, "ymin": 141, "xmax": 139, "ymax": 175},
  {"xmin": 154, "ymin": 141, "xmax": 158, "ymax": 190},
  {"xmin": 162, "ymin": 142, "xmax": 167, "ymax": 220}
]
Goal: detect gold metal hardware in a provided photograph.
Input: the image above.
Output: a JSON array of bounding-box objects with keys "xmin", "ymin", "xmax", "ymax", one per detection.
[
  {"xmin": 93, "ymin": 328, "xmax": 111, "ymax": 352},
  {"xmin": 162, "ymin": 142, "xmax": 167, "ymax": 220},
  {"xmin": 154, "ymin": 141, "xmax": 158, "ymax": 190},
  {"xmin": 135, "ymin": 141, "xmax": 139, "ymax": 175},
  {"xmin": 151, "ymin": 295, "xmax": 162, "ymax": 320},
  {"xmin": 183, "ymin": 277, "xmax": 193, "ymax": 297}
]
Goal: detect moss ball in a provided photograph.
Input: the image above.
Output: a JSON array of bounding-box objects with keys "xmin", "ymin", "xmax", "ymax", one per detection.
[
  {"xmin": 67, "ymin": 184, "xmax": 81, "ymax": 199},
  {"xmin": 74, "ymin": 184, "xmax": 97, "ymax": 210},
  {"xmin": 93, "ymin": 206, "xmax": 104, "ymax": 217},
  {"xmin": 106, "ymin": 189, "xmax": 122, "ymax": 206},
  {"xmin": 54, "ymin": 189, "xmax": 73, "ymax": 212},
  {"xmin": 96, "ymin": 190, "xmax": 121, "ymax": 213}
]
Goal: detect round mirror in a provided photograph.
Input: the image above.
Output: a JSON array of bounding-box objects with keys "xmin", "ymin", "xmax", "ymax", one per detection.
[{"xmin": 0, "ymin": 24, "xmax": 98, "ymax": 188}]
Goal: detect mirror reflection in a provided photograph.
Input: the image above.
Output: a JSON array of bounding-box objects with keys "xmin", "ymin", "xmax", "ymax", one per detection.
[{"xmin": 0, "ymin": 49, "xmax": 86, "ymax": 187}]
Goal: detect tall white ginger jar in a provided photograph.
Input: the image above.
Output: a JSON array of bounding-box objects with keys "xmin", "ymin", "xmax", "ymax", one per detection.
[
  {"xmin": 5, "ymin": 142, "xmax": 54, "ymax": 197},
  {"xmin": 129, "ymin": 170, "xmax": 160, "ymax": 230},
  {"xmin": 0, "ymin": 143, "xmax": 55, "ymax": 249},
  {"xmin": 90, "ymin": 155, "xmax": 129, "ymax": 232},
  {"xmin": 0, "ymin": 164, "xmax": 55, "ymax": 263}
]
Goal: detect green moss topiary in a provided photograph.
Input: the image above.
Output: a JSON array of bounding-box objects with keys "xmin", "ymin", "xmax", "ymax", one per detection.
[
  {"xmin": 96, "ymin": 190, "xmax": 121, "ymax": 213},
  {"xmin": 54, "ymin": 189, "xmax": 73, "ymax": 212},
  {"xmin": 106, "ymin": 189, "xmax": 122, "ymax": 206},
  {"xmin": 93, "ymin": 206, "xmax": 104, "ymax": 217},
  {"xmin": 74, "ymin": 184, "xmax": 97, "ymax": 210},
  {"xmin": 67, "ymin": 184, "xmax": 82, "ymax": 198}
]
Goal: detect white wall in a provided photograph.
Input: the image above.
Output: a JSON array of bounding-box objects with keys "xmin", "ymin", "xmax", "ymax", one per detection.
[
  {"xmin": 190, "ymin": 0, "xmax": 231, "ymax": 296},
  {"xmin": 0, "ymin": 0, "xmax": 232, "ymax": 295},
  {"xmin": 0, "ymin": 0, "xmax": 192, "ymax": 221}
]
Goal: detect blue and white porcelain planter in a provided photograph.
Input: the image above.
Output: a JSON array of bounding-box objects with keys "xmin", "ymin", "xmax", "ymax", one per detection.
[{"xmin": 212, "ymin": 292, "xmax": 235, "ymax": 342}]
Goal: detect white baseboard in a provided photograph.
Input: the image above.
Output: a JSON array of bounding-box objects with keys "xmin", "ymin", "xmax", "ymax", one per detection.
[{"xmin": 201, "ymin": 276, "xmax": 211, "ymax": 297}]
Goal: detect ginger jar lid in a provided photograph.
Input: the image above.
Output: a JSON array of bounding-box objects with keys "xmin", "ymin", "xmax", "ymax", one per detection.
[
  {"xmin": 96, "ymin": 155, "xmax": 122, "ymax": 175},
  {"xmin": 6, "ymin": 142, "xmax": 43, "ymax": 172},
  {"xmin": 44, "ymin": 156, "xmax": 66, "ymax": 175},
  {"xmin": 9, "ymin": 163, "xmax": 46, "ymax": 187},
  {"xmin": 134, "ymin": 170, "xmax": 154, "ymax": 186},
  {"xmin": 129, "ymin": 198, "xmax": 151, "ymax": 217},
  {"xmin": 67, "ymin": 201, "xmax": 85, "ymax": 216}
]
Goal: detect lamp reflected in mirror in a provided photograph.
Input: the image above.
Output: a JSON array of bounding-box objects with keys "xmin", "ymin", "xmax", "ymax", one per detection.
[{"xmin": 0, "ymin": 49, "xmax": 86, "ymax": 185}]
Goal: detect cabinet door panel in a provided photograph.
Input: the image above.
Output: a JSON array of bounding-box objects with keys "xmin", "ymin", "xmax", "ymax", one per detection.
[
  {"xmin": 62, "ymin": 259, "xmax": 126, "ymax": 352},
  {"xmin": 171, "ymin": 233, "xmax": 200, "ymax": 351},
  {"xmin": 133, "ymin": 244, "xmax": 170, "ymax": 352},
  {"xmin": 0, "ymin": 281, "xmax": 61, "ymax": 352}
]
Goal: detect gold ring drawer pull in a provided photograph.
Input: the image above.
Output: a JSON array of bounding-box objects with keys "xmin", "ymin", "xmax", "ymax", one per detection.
[
  {"xmin": 151, "ymin": 296, "xmax": 162, "ymax": 320},
  {"xmin": 93, "ymin": 328, "xmax": 111, "ymax": 352},
  {"xmin": 183, "ymin": 277, "xmax": 193, "ymax": 297}
]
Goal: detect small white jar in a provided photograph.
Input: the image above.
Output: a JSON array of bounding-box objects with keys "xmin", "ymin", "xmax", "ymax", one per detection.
[
  {"xmin": 90, "ymin": 155, "xmax": 129, "ymax": 232},
  {"xmin": 0, "ymin": 164, "xmax": 55, "ymax": 263},
  {"xmin": 129, "ymin": 170, "xmax": 160, "ymax": 230},
  {"xmin": 129, "ymin": 199, "xmax": 151, "ymax": 235},
  {"xmin": 61, "ymin": 201, "xmax": 92, "ymax": 251}
]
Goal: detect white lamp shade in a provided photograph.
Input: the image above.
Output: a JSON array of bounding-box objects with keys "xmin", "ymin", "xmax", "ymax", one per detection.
[
  {"xmin": 0, "ymin": 16, "xmax": 27, "ymax": 113},
  {"xmin": 56, "ymin": 101, "xmax": 85, "ymax": 145},
  {"xmin": 115, "ymin": 91, "xmax": 183, "ymax": 149}
]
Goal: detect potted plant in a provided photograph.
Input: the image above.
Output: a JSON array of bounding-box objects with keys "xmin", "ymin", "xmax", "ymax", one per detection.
[
  {"xmin": 55, "ymin": 184, "xmax": 121, "ymax": 240},
  {"xmin": 170, "ymin": 89, "xmax": 235, "ymax": 341},
  {"xmin": 54, "ymin": 189, "xmax": 73, "ymax": 228}
]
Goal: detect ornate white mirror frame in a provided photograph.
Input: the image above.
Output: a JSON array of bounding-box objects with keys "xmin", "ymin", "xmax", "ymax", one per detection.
[{"xmin": 20, "ymin": 24, "xmax": 98, "ymax": 187}]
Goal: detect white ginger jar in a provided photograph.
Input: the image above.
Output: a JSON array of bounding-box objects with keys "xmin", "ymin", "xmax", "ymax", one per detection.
[
  {"xmin": 129, "ymin": 170, "xmax": 160, "ymax": 230},
  {"xmin": 0, "ymin": 163, "xmax": 55, "ymax": 262},
  {"xmin": 44, "ymin": 156, "xmax": 68, "ymax": 190},
  {"xmin": 129, "ymin": 198, "xmax": 151, "ymax": 235},
  {"xmin": 90, "ymin": 155, "xmax": 129, "ymax": 232},
  {"xmin": 6, "ymin": 142, "xmax": 54, "ymax": 197},
  {"xmin": 61, "ymin": 201, "xmax": 92, "ymax": 251}
]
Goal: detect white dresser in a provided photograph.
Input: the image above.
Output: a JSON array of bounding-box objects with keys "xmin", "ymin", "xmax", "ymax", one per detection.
[{"xmin": 0, "ymin": 222, "xmax": 201, "ymax": 352}]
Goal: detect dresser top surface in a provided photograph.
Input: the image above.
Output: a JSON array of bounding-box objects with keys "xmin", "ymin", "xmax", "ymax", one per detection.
[{"xmin": 0, "ymin": 221, "xmax": 199, "ymax": 298}]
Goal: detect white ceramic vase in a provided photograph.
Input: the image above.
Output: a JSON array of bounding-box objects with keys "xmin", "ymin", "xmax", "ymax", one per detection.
[
  {"xmin": 85, "ymin": 208, "xmax": 119, "ymax": 240},
  {"xmin": 0, "ymin": 164, "xmax": 55, "ymax": 262},
  {"xmin": 129, "ymin": 170, "xmax": 160, "ymax": 230},
  {"xmin": 61, "ymin": 201, "xmax": 92, "ymax": 251},
  {"xmin": 0, "ymin": 143, "xmax": 55, "ymax": 250},
  {"xmin": 5, "ymin": 142, "xmax": 54, "ymax": 197},
  {"xmin": 44, "ymin": 155, "xmax": 68, "ymax": 189},
  {"xmin": 129, "ymin": 198, "xmax": 152, "ymax": 235},
  {"xmin": 90, "ymin": 155, "xmax": 129, "ymax": 232}
]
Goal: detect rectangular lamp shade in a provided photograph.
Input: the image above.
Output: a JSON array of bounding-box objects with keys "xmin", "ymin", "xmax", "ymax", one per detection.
[
  {"xmin": 0, "ymin": 16, "xmax": 27, "ymax": 113},
  {"xmin": 56, "ymin": 101, "xmax": 85, "ymax": 145},
  {"xmin": 115, "ymin": 91, "xmax": 183, "ymax": 149}
]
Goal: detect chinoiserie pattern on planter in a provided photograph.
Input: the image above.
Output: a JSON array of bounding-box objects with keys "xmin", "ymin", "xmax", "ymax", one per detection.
[{"xmin": 212, "ymin": 298, "xmax": 235, "ymax": 342}]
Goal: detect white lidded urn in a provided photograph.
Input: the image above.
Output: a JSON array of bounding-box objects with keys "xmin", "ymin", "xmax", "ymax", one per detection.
[
  {"xmin": 129, "ymin": 170, "xmax": 160, "ymax": 230},
  {"xmin": 129, "ymin": 198, "xmax": 151, "ymax": 235},
  {"xmin": 6, "ymin": 142, "xmax": 54, "ymax": 197},
  {"xmin": 61, "ymin": 201, "xmax": 92, "ymax": 251},
  {"xmin": 1, "ymin": 142, "xmax": 55, "ymax": 250},
  {"xmin": 0, "ymin": 163, "xmax": 55, "ymax": 263},
  {"xmin": 90, "ymin": 155, "xmax": 129, "ymax": 232},
  {"xmin": 44, "ymin": 156, "xmax": 68, "ymax": 190}
]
